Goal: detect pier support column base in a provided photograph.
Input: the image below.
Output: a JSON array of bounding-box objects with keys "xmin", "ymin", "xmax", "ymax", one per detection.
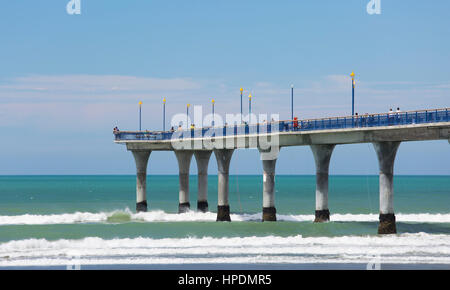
[
  {"xmin": 262, "ymin": 207, "xmax": 277, "ymax": 222},
  {"xmin": 216, "ymin": 205, "xmax": 231, "ymax": 222},
  {"xmin": 378, "ymin": 213, "xmax": 397, "ymax": 234},
  {"xmin": 136, "ymin": 201, "xmax": 148, "ymax": 213},
  {"xmin": 178, "ymin": 202, "xmax": 190, "ymax": 213},
  {"xmin": 197, "ymin": 201, "xmax": 209, "ymax": 213},
  {"xmin": 314, "ymin": 209, "xmax": 330, "ymax": 223}
]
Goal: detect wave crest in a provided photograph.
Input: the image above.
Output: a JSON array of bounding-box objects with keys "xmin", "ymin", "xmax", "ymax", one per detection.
[
  {"xmin": 1, "ymin": 233, "xmax": 450, "ymax": 266},
  {"xmin": 0, "ymin": 210, "xmax": 450, "ymax": 225}
]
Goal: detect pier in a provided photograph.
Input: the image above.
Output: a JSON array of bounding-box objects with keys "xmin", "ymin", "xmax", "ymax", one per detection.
[{"xmin": 115, "ymin": 108, "xmax": 450, "ymax": 234}]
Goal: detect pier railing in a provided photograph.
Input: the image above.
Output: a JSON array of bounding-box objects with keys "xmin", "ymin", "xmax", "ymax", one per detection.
[{"xmin": 114, "ymin": 107, "xmax": 450, "ymax": 141}]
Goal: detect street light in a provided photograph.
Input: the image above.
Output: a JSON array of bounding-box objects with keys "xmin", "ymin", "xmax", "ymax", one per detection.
[
  {"xmin": 212, "ymin": 99, "xmax": 215, "ymax": 126},
  {"xmin": 162, "ymin": 98, "xmax": 166, "ymax": 131},
  {"xmin": 248, "ymin": 93, "xmax": 252, "ymax": 123},
  {"xmin": 186, "ymin": 103, "xmax": 190, "ymax": 130},
  {"xmin": 291, "ymin": 84, "xmax": 294, "ymax": 120},
  {"xmin": 138, "ymin": 101, "xmax": 142, "ymax": 131},
  {"xmin": 240, "ymin": 88, "xmax": 243, "ymax": 124},
  {"xmin": 350, "ymin": 71, "xmax": 355, "ymax": 116}
]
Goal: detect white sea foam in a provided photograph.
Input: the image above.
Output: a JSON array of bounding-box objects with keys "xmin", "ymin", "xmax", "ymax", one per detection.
[
  {"xmin": 0, "ymin": 209, "xmax": 450, "ymax": 225},
  {"xmin": 0, "ymin": 233, "xmax": 449, "ymax": 266}
]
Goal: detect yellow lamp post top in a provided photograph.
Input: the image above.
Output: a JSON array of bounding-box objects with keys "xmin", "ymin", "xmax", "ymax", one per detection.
[
  {"xmin": 163, "ymin": 98, "xmax": 166, "ymax": 103},
  {"xmin": 240, "ymin": 88, "xmax": 243, "ymax": 92},
  {"xmin": 350, "ymin": 71, "xmax": 355, "ymax": 78},
  {"xmin": 212, "ymin": 99, "xmax": 215, "ymax": 103},
  {"xmin": 138, "ymin": 101, "xmax": 142, "ymax": 105},
  {"xmin": 249, "ymin": 93, "xmax": 252, "ymax": 99},
  {"xmin": 187, "ymin": 103, "xmax": 190, "ymax": 108}
]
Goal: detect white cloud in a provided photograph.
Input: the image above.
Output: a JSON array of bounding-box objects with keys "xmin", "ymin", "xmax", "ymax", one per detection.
[
  {"xmin": 2, "ymin": 75, "xmax": 201, "ymax": 91},
  {"xmin": 0, "ymin": 75, "xmax": 202, "ymax": 103},
  {"xmin": 0, "ymin": 74, "xmax": 449, "ymax": 132}
]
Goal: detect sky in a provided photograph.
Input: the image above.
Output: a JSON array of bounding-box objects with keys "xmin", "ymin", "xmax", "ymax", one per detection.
[{"xmin": 0, "ymin": 0, "xmax": 449, "ymax": 175}]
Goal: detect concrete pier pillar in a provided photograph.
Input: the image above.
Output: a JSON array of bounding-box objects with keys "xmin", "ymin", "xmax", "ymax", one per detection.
[
  {"xmin": 373, "ymin": 141, "xmax": 401, "ymax": 234},
  {"xmin": 194, "ymin": 150, "xmax": 212, "ymax": 212},
  {"xmin": 214, "ymin": 149, "xmax": 234, "ymax": 221},
  {"xmin": 131, "ymin": 150, "xmax": 151, "ymax": 212},
  {"xmin": 260, "ymin": 157, "xmax": 277, "ymax": 222},
  {"xmin": 175, "ymin": 150, "xmax": 194, "ymax": 213},
  {"xmin": 310, "ymin": 144, "xmax": 335, "ymax": 222}
]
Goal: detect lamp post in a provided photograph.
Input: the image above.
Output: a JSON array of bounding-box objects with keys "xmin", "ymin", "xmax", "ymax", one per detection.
[
  {"xmin": 291, "ymin": 84, "xmax": 294, "ymax": 120},
  {"xmin": 240, "ymin": 88, "xmax": 243, "ymax": 124},
  {"xmin": 163, "ymin": 98, "xmax": 166, "ymax": 131},
  {"xmin": 212, "ymin": 99, "xmax": 215, "ymax": 126},
  {"xmin": 138, "ymin": 101, "xmax": 142, "ymax": 131},
  {"xmin": 248, "ymin": 93, "xmax": 252, "ymax": 124},
  {"xmin": 350, "ymin": 71, "xmax": 355, "ymax": 116},
  {"xmin": 186, "ymin": 104, "xmax": 190, "ymax": 130}
]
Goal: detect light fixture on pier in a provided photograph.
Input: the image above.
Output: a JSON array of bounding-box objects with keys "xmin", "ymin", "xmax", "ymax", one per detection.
[
  {"xmin": 291, "ymin": 84, "xmax": 294, "ymax": 121},
  {"xmin": 186, "ymin": 103, "xmax": 190, "ymax": 130},
  {"xmin": 212, "ymin": 99, "xmax": 215, "ymax": 126},
  {"xmin": 162, "ymin": 98, "xmax": 166, "ymax": 131},
  {"xmin": 350, "ymin": 71, "xmax": 355, "ymax": 116},
  {"xmin": 248, "ymin": 93, "xmax": 252, "ymax": 123},
  {"xmin": 138, "ymin": 101, "xmax": 142, "ymax": 131},
  {"xmin": 240, "ymin": 88, "xmax": 243, "ymax": 124}
]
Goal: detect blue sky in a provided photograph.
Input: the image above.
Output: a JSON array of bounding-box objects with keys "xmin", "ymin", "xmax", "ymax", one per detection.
[{"xmin": 0, "ymin": 0, "xmax": 449, "ymax": 175}]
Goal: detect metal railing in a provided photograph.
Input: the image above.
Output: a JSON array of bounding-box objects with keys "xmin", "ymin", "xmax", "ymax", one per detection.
[{"xmin": 114, "ymin": 107, "xmax": 450, "ymax": 141}]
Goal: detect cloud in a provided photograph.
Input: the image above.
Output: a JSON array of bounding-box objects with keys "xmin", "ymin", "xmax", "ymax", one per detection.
[
  {"xmin": 0, "ymin": 74, "xmax": 449, "ymax": 132},
  {"xmin": 0, "ymin": 75, "xmax": 202, "ymax": 103},
  {"xmin": 1, "ymin": 75, "xmax": 201, "ymax": 91}
]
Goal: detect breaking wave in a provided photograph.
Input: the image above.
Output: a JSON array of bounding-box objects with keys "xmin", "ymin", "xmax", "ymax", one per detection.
[
  {"xmin": 1, "ymin": 209, "xmax": 450, "ymax": 225},
  {"xmin": 0, "ymin": 233, "xmax": 449, "ymax": 266}
]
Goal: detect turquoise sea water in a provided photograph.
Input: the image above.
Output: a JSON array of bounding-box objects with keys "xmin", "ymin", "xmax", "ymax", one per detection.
[{"xmin": 0, "ymin": 175, "xmax": 449, "ymax": 268}]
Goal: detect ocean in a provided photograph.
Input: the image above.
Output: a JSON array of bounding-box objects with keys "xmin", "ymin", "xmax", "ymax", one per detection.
[{"xmin": 0, "ymin": 175, "xmax": 449, "ymax": 269}]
